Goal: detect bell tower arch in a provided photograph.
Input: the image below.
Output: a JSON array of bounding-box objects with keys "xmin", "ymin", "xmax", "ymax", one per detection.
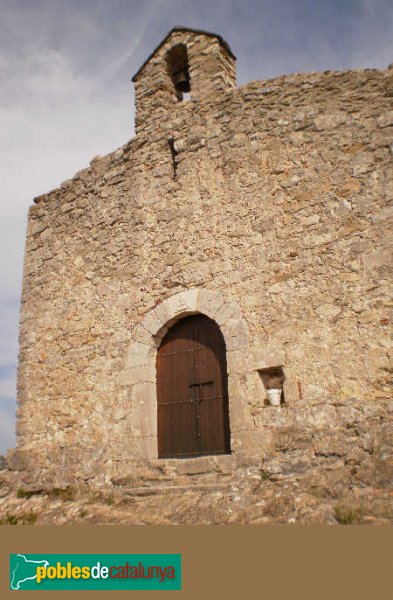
[{"xmin": 131, "ymin": 26, "xmax": 236, "ymax": 136}]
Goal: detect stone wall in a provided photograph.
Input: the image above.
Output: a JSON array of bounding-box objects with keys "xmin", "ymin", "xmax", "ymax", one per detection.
[{"xmin": 13, "ymin": 28, "xmax": 393, "ymax": 489}]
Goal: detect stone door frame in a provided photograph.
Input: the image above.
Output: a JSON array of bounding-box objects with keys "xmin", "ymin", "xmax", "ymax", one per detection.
[{"xmin": 121, "ymin": 288, "xmax": 250, "ymax": 460}]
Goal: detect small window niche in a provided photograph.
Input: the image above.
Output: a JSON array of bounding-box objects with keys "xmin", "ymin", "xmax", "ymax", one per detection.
[
  {"xmin": 167, "ymin": 44, "xmax": 191, "ymax": 102},
  {"xmin": 258, "ymin": 366, "xmax": 286, "ymax": 407}
]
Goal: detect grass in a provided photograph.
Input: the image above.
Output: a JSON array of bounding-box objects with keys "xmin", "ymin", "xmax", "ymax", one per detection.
[
  {"xmin": 309, "ymin": 486, "xmax": 328, "ymax": 499},
  {"xmin": 334, "ymin": 505, "xmax": 361, "ymax": 525},
  {"xmin": 102, "ymin": 494, "xmax": 115, "ymax": 506},
  {"xmin": 48, "ymin": 487, "xmax": 75, "ymax": 502},
  {"xmin": 0, "ymin": 513, "xmax": 19, "ymax": 525},
  {"xmin": 16, "ymin": 484, "xmax": 77, "ymax": 502},
  {"xmin": 0, "ymin": 510, "xmax": 38, "ymax": 525},
  {"xmin": 259, "ymin": 469, "xmax": 272, "ymax": 481},
  {"xmin": 17, "ymin": 488, "xmax": 34, "ymax": 499},
  {"xmin": 88, "ymin": 492, "xmax": 117, "ymax": 506},
  {"xmin": 22, "ymin": 510, "xmax": 39, "ymax": 525}
]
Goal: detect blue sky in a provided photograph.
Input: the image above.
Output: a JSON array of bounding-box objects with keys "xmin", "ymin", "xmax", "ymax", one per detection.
[{"xmin": 0, "ymin": 0, "xmax": 392, "ymax": 454}]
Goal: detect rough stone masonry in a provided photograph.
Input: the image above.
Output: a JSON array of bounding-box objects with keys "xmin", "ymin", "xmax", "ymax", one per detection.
[{"xmin": 8, "ymin": 27, "xmax": 393, "ymax": 508}]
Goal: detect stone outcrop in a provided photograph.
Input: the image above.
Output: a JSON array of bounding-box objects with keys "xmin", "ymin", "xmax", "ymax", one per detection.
[
  {"xmin": 6, "ymin": 28, "xmax": 392, "ymax": 521},
  {"xmin": 1, "ymin": 454, "xmax": 392, "ymax": 524}
]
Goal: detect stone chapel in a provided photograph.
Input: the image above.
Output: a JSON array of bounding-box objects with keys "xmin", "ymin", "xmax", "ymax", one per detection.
[{"xmin": 12, "ymin": 27, "xmax": 392, "ymax": 491}]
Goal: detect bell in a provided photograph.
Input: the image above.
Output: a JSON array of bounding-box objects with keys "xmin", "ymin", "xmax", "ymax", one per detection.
[{"xmin": 173, "ymin": 70, "xmax": 190, "ymax": 93}]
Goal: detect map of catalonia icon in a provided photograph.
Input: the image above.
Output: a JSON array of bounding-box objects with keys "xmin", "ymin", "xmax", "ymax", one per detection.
[{"xmin": 10, "ymin": 554, "xmax": 49, "ymax": 590}]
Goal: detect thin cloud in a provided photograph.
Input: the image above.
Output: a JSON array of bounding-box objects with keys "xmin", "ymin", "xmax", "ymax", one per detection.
[
  {"xmin": 0, "ymin": 377, "xmax": 16, "ymax": 400},
  {"xmin": 0, "ymin": 400, "xmax": 16, "ymax": 454}
]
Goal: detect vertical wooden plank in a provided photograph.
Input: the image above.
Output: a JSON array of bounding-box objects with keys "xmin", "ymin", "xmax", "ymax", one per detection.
[{"xmin": 195, "ymin": 315, "xmax": 230, "ymax": 456}]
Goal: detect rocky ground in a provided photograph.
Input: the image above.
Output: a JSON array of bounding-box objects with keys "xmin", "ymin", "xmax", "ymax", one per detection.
[{"xmin": 1, "ymin": 454, "xmax": 392, "ymax": 525}]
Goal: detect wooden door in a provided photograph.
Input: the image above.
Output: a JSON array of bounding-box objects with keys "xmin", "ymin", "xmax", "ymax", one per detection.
[{"xmin": 157, "ymin": 314, "xmax": 231, "ymax": 458}]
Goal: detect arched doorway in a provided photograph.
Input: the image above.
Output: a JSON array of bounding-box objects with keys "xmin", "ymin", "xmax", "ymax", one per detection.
[{"xmin": 157, "ymin": 314, "xmax": 231, "ymax": 458}]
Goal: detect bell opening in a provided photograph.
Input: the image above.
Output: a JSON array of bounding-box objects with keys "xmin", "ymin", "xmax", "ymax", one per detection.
[
  {"xmin": 167, "ymin": 44, "xmax": 191, "ymax": 101},
  {"xmin": 173, "ymin": 70, "xmax": 190, "ymax": 93}
]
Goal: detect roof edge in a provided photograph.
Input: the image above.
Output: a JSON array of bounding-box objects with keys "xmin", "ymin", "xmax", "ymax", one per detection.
[{"xmin": 131, "ymin": 26, "xmax": 236, "ymax": 82}]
